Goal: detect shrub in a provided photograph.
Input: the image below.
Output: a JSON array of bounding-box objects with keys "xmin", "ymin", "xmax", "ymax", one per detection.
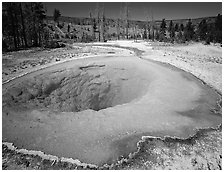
[
  {"xmin": 44, "ymin": 40, "xmax": 65, "ymax": 49},
  {"xmin": 57, "ymin": 23, "xmax": 64, "ymax": 29},
  {"xmin": 54, "ymin": 33, "xmax": 60, "ymax": 39},
  {"xmin": 81, "ymin": 33, "xmax": 94, "ymax": 43},
  {"xmin": 2, "ymin": 39, "xmax": 8, "ymax": 52},
  {"xmin": 65, "ymin": 33, "xmax": 70, "ymax": 39}
]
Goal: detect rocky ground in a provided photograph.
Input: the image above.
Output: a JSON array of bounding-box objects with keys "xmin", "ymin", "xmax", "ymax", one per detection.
[
  {"xmin": 2, "ymin": 40, "xmax": 222, "ymax": 170},
  {"xmin": 149, "ymin": 41, "xmax": 222, "ymax": 92},
  {"xmin": 2, "ymin": 44, "xmax": 132, "ymax": 84}
]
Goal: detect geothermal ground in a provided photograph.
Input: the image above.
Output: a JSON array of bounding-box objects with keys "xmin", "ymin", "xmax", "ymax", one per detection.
[{"xmin": 2, "ymin": 40, "xmax": 222, "ymax": 170}]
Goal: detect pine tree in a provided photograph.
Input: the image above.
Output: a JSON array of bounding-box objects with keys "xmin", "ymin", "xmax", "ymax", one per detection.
[
  {"xmin": 8, "ymin": 3, "xmax": 17, "ymax": 49},
  {"xmin": 143, "ymin": 26, "xmax": 147, "ymax": 39},
  {"xmin": 215, "ymin": 14, "xmax": 222, "ymax": 30},
  {"xmin": 180, "ymin": 23, "xmax": 184, "ymax": 31},
  {"xmin": 214, "ymin": 14, "xmax": 222, "ymax": 43},
  {"xmin": 198, "ymin": 19, "xmax": 207, "ymax": 41},
  {"xmin": 53, "ymin": 9, "xmax": 61, "ymax": 26},
  {"xmin": 155, "ymin": 28, "xmax": 160, "ymax": 41},
  {"xmin": 34, "ymin": 2, "xmax": 46, "ymax": 46},
  {"xmin": 160, "ymin": 18, "xmax": 167, "ymax": 41},
  {"xmin": 116, "ymin": 18, "xmax": 120, "ymax": 40},
  {"xmin": 67, "ymin": 24, "xmax": 70, "ymax": 33},
  {"xmin": 206, "ymin": 24, "xmax": 215, "ymax": 44},
  {"xmin": 168, "ymin": 20, "xmax": 175, "ymax": 42},
  {"xmin": 93, "ymin": 18, "xmax": 97, "ymax": 40},
  {"xmin": 177, "ymin": 31, "xmax": 183, "ymax": 42},
  {"xmin": 13, "ymin": 3, "xmax": 21, "ymax": 48},
  {"xmin": 151, "ymin": 25, "xmax": 155, "ymax": 41},
  {"xmin": 174, "ymin": 23, "xmax": 179, "ymax": 32},
  {"xmin": 148, "ymin": 27, "xmax": 151, "ymax": 39},
  {"xmin": 160, "ymin": 19, "xmax": 166, "ymax": 33},
  {"xmin": 184, "ymin": 19, "xmax": 194, "ymax": 41},
  {"xmin": 177, "ymin": 24, "xmax": 184, "ymax": 43},
  {"xmin": 2, "ymin": 2, "xmax": 48, "ymax": 50}
]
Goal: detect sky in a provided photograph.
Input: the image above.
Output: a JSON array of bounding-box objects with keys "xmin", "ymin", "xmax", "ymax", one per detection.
[{"xmin": 43, "ymin": 2, "xmax": 222, "ymax": 21}]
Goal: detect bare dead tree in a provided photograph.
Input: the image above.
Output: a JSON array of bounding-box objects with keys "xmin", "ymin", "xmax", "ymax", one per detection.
[
  {"xmin": 119, "ymin": 3, "xmax": 124, "ymax": 39},
  {"xmin": 116, "ymin": 18, "xmax": 120, "ymax": 40},
  {"xmin": 101, "ymin": 3, "xmax": 106, "ymax": 41},
  {"xmin": 144, "ymin": 8, "xmax": 151, "ymax": 41},
  {"xmin": 151, "ymin": 10, "xmax": 155, "ymax": 41},
  {"xmin": 94, "ymin": 3, "xmax": 107, "ymax": 42},
  {"xmin": 89, "ymin": 11, "xmax": 95, "ymax": 40},
  {"xmin": 95, "ymin": 2, "xmax": 100, "ymax": 41},
  {"xmin": 133, "ymin": 25, "xmax": 138, "ymax": 42},
  {"xmin": 124, "ymin": 2, "xmax": 129, "ymax": 39}
]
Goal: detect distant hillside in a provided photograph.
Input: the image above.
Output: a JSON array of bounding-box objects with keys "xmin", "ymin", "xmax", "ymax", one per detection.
[
  {"xmin": 45, "ymin": 15, "xmax": 218, "ymax": 42},
  {"xmin": 3, "ymin": 2, "xmax": 220, "ymax": 51},
  {"xmin": 46, "ymin": 15, "xmax": 217, "ymax": 29}
]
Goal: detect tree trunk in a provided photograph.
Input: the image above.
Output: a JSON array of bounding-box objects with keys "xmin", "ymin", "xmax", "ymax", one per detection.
[
  {"xmin": 8, "ymin": 3, "xmax": 17, "ymax": 50},
  {"xmin": 117, "ymin": 19, "xmax": 120, "ymax": 40},
  {"xmin": 152, "ymin": 26, "xmax": 155, "ymax": 41},
  {"xmin": 14, "ymin": 10, "xmax": 20, "ymax": 48},
  {"xmin": 125, "ymin": 3, "xmax": 129, "ymax": 39},
  {"xmin": 102, "ymin": 6, "xmax": 106, "ymax": 42},
  {"xmin": 151, "ymin": 11, "xmax": 155, "ymax": 41},
  {"xmin": 38, "ymin": 24, "xmax": 41, "ymax": 46},
  {"xmin": 20, "ymin": 3, "xmax": 28, "ymax": 47},
  {"xmin": 98, "ymin": 15, "xmax": 100, "ymax": 42},
  {"xmin": 31, "ymin": 3, "xmax": 38, "ymax": 46}
]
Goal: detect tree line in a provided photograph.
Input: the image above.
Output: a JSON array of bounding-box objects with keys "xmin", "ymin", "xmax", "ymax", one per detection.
[
  {"xmin": 2, "ymin": 2, "xmax": 222, "ymax": 51},
  {"xmin": 151, "ymin": 14, "xmax": 222, "ymax": 44},
  {"xmin": 2, "ymin": 2, "xmax": 51, "ymax": 51}
]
